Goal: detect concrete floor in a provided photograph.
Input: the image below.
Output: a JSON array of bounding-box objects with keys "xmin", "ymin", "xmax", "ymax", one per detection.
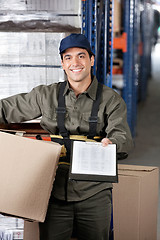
[{"xmin": 120, "ymin": 42, "xmax": 160, "ymax": 239}]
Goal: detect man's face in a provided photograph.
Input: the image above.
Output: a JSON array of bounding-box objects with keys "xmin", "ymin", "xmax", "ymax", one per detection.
[{"xmin": 61, "ymin": 47, "xmax": 94, "ymax": 85}]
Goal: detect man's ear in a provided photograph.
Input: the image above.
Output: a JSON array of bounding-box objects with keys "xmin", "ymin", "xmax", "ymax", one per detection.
[{"xmin": 91, "ymin": 55, "xmax": 95, "ymax": 66}]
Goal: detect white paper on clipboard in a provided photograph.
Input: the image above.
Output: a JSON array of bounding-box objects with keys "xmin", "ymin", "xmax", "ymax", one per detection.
[{"xmin": 71, "ymin": 141, "xmax": 117, "ymax": 176}]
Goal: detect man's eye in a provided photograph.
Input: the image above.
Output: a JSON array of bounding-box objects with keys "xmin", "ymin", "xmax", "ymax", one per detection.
[
  {"xmin": 65, "ymin": 57, "xmax": 70, "ymax": 60},
  {"xmin": 79, "ymin": 55, "xmax": 85, "ymax": 58}
]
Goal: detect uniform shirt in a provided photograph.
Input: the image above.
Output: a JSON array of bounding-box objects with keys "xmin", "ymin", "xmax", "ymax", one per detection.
[{"xmin": 0, "ymin": 77, "xmax": 133, "ymax": 201}]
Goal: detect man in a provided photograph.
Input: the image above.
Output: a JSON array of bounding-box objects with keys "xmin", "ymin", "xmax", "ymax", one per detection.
[{"xmin": 0, "ymin": 33, "xmax": 133, "ymax": 240}]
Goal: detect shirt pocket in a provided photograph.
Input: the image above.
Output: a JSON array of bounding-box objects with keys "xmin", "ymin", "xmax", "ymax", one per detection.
[
  {"xmin": 41, "ymin": 108, "xmax": 70, "ymax": 134},
  {"xmin": 80, "ymin": 112, "xmax": 104, "ymax": 135},
  {"xmin": 43, "ymin": 108, "xmax": 69, "ymax": 121}
]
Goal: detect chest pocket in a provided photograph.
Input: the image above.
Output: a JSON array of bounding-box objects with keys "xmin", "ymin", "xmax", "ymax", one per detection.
[{"xmin": 41, "ymin": 109, "xmax": 69, "ymax": 134}]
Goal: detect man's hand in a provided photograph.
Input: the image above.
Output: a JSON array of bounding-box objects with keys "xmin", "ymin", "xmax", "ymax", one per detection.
[{"xmin": 101, "ymin": 138, "xmax": 112, "ymax": 147}]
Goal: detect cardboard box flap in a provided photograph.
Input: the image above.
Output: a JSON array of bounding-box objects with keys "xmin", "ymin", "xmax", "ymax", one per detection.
[
  {"xmin": 118, "ymin": 164, "xmax": 158, "ymax": 172},
  {"xmin": 118, "ymin": 164, "xmax": 158, "ymax": 177}
]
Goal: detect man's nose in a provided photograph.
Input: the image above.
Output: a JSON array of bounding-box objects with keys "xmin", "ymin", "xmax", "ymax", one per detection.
[{"xmin": 71, "ymin": 57, "xmax": 80, "ymax": 65}]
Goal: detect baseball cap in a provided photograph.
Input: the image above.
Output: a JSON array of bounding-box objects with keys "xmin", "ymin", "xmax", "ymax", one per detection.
[{"xmin": 59, "ymin": 33, "xmax": 94, "ymax": 55}]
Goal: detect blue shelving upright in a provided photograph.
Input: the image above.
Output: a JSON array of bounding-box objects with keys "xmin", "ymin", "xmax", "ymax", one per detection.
[
  {"xmin": 82, "ymin": 0, "xmax": 140, "ymax": 136},
  {"xmin": 81, "ymin": 0, "xmax": 114, "ymax": 88},
  {"xmin": 139, "ymin": 0, "xmax": 154, "ymax": 101},
  {"xmin": 122, "ymin": 0, "xmax": 141, "ymax": 136}
]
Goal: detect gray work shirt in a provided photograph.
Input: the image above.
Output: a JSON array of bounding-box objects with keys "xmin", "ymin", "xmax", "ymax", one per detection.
[{"xmin": 0, "ymin": 77, "xmax": 133, "ymax": 201}]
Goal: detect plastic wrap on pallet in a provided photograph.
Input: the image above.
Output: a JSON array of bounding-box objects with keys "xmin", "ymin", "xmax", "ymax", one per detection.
[
  {"xmin": 0, "ymin": 228, "xmax": 13, "ymax": 240},
  {"xmin": 0, "ymin": 32, "xmax": 68, "ymax": 65},
  {"xmin": 0, "ymin": 228, "xmax": 24, "ymax": 240},
  {"xmin": 0, "ymin": 18, "xmax": 81, "ymax": 31},
  {"xmin": 0, "ymin": 0, "xmax": 81, "ymax": 29},
  {"xmin": 0, "ymin": 215, "xmax": 24, "ymax": 229},
  {"xmin": 0, "ymin": 0, "xmax": 81, "ymax": 13},
  {"xmin": 0, "ymin": 214, "xmax": 24, "ymax": 239},
  {"xmin": 8, "ymin": 229, "xmax": 23, "ymax": 240},
  {"xmin": 0, "ymin": 66, "xmax": 65, "ymax": 99},
  {"xmin": 0, "ymin": 32, "xmax": 68, "ymax": 99}
]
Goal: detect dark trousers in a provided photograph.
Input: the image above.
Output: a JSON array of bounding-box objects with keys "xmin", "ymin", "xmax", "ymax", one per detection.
[{"xmin": 39, "ymin": 189, "xmax": 112, "ymax": 240}]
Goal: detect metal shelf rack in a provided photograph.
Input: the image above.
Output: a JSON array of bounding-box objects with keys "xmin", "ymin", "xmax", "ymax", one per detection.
[
  {"xmin": 122, "ymin": 0, "xmax": 140, "ymax": 136},
  {"xmin": 81, "ymin": 0, "xmax": 155, "ymax": 137},
  {"xmin": 81, "ymin": 0, "xmax": 114, "ymax": 88},
  {"xmin": 139, "ymin": 0, "xmax": 154, "ymax": 101},
  {"xmin": 81, "ymin": 0, "xmax": 139, "ymax": 136}
]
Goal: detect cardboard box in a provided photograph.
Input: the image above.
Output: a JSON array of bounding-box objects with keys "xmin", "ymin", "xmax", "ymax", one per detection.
[
  {"xmin": 0, "ymin": 32, "xmax": 70, "ymax": 99},
  {"xmin": 0, "ymin": 131, "xmax": 61, "ymax": 222},
  {"xmin": 24, "ymin": 222, "xmax": 39, "ymax": 240},
  {"xmin": 113, "ymin": 164, "xmax": 159, "ymax": 240},
  {"xmin": 23, "ymin": 164, "xmax": 159, "ymax": 240},
  {"xmin": 113, "ymin": 0, "xmax": 122, "ymax": 33}
]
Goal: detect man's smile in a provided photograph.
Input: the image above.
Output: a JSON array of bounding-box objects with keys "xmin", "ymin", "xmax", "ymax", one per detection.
[{"xmin": 70, "ymin": 68, "xmax": 83, "ymax": 73}]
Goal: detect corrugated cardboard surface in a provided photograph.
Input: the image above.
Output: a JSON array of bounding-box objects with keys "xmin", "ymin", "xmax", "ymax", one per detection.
[
  {"xmin": 113, "ymin": 0, "xmax": 121, "ymax": 33},
  {"xmin": 24, "ymin": 222, "xmax": 39, "ymax": 240},
  {"xmin": 23, "ymin": 164, "xmax": 159, "ymax": 239},
  {"xmin": 0, "ymin": 131, "xmax": 61, "ymax": 222},
  {"xmin": 113, "ymin": 164, "xmax": 159, "ymax": 240}
]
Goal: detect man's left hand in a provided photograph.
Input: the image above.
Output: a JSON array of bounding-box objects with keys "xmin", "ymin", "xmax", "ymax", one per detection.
[{"xmin": 101, "ymin": 138, "xmax": 112, "ymax": 147}]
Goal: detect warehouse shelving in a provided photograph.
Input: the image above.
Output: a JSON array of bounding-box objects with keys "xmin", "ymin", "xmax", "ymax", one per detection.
[
  {"xmin": 82, "ymin": 0, "xmax": 114, "ymax": 88},
  {"xmin": 122, "ymin": 0, "xmax": 139, "ymax": 136},
  {"xmin": 139, "ymin": 0, "xmax": 154, "ymax": 101},
  {"xmin": 82, "ymin": 0, "xmax": 138, "ymax": 136},
  {"xmin": 82, "ymin": 0, "xmax": 155, "ymax": 137}
]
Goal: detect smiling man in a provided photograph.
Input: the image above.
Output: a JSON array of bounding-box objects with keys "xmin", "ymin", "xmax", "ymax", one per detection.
[
  {"xmin": 0, "ymin": 33, "xmax": 133, "ymax": 240},
  {"xmin": 61, "ymin": 47, "xmax": 94, "ymax": 94}
]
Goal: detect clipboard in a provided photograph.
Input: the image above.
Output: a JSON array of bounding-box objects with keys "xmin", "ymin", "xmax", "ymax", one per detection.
[{"xmin": 69, "ymin": 141, "xmax": 118, "ymax": 183}]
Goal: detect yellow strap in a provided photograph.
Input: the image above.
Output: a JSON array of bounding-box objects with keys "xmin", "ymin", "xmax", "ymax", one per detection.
[
  {"xmin": 50, "ymin": 134, "xmax": 101, "ymax": 142},
  {"xmin": 58, "ymin": 162, "xmax": 70, "ymax": 166}
]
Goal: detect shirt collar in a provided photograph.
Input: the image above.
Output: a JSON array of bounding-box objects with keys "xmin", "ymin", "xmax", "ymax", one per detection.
[
  {"xmin": 63, "ymin": 76, "xmax": 98, "ymax": 100},
  {"xmin": 86, "ymin": 76, "xmax": 98, "ymax": 100},
  {"xmin": 63, "ymin": 80, "xmax": 70, "ymax": 95}
]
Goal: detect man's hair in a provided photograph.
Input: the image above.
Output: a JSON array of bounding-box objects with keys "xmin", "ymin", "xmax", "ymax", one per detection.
[{"xmin": 60, "ymin": 49, "xmax": 93, "ymax": 61}]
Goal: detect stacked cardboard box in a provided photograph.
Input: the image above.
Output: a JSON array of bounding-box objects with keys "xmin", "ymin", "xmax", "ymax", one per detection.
[
  {"xmin": 0, "ymin": 32, "xmax": 71, "ymax": 99},
  {"xmin": 113, "ymin": 0, "xmax": 122, "ymax": 35},
  {"xmin": 0, "ymin": 0, "xmax": 81, "ymax": 28},
  {"xmin": 0, "ymin": 214, "xmax": 24, "ymax": 240},
  {"xmin": 113, "ymin": 164, "xmax": 159, "ymax": 240}
]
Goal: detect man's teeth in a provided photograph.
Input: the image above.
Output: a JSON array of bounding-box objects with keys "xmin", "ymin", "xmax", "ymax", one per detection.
[{"xmin": 72, "ymin": 69, "xmax": 81, "ymax": 72}]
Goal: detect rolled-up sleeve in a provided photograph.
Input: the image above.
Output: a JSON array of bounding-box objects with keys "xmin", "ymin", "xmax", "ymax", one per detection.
[{"xmin": 0, "ymin": 87, "xmax": 42, "ymax": 124}]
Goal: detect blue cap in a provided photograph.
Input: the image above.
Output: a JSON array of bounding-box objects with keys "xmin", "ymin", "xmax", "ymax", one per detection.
[{"xmin": 59, "ymin": 33, "xmax": 94, "ymax": 55}]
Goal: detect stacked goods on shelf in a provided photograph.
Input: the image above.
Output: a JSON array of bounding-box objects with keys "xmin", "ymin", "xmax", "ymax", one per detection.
[
  {"xmin": 0, "ymin": 32, "xmax": 70, "ymax": 99},
  {"xmin": 0, "ymin": 0, "xmax": 81, "ymax": 29},
  {"xmin": 113, "ymin": 0, "xmax": 122, "ymax": 37},
  {"xmin": 0, "ymin": 0, "xmax": 81, "ymax": 99},
  {"xmin": 0, "ymin": 214, "xmax": 24, "ymax": 240}
]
